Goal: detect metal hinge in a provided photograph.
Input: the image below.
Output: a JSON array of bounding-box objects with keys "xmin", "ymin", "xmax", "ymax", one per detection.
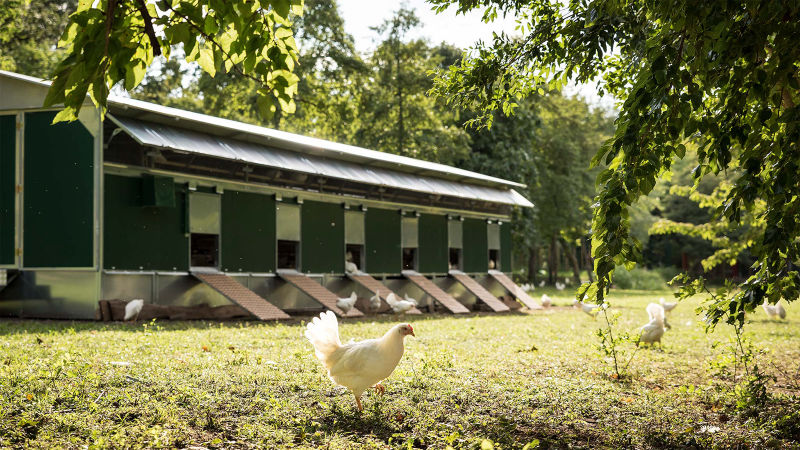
[
  {"xmin": 15, "ymin": 121, "xmax": 22, "ymax": 130},
  {"xmin": 15, "ymin": 185, "xmax": 22, "ymax": 193},
  {"xmin": 15, "ymin": 248, "xmax": 21, "ymax": 256}
]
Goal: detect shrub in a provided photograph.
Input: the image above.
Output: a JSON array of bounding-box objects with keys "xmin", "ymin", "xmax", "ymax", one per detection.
[{"xmin": 612, "ymin": 266, "xmax": 667, "ymax": 290}]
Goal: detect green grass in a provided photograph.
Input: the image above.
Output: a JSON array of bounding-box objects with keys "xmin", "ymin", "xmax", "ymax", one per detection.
[{"xmin": 1, "ymin": 290, "xmax": 798, "ymax": 449}]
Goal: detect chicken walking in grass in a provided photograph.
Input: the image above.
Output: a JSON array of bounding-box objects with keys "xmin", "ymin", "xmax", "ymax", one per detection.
[
  {"xmin": 336, "ymin": 292, "xmax": 358, "ymax": 314},
  {"xmin": 659, "ymin": 297, "xmax": 677, "ymax": 313},
  {"xmin": 124, "ymin": 299, "xmax": 144, "ymax": 321},
  {"xmin": 305, "ymin": 311, "xmax": 414, "ymax": 411},
  {"xmin": 369, "ymin": 291, "xmax": 382, "ymax": 312},
  {"xmin": 403, "ymin": 293, "xmax": 418, "ymax": 306},
  {"xmin": 573, "ymin": 299, "xmax": 604, "ymax": 319},
  {"xmin": 385, "ymin": 293, "xmax": 416, "ymax": 314},
  {"xmin": 555, "ymin": 281, "xmax": 566, "ymax": 291},
  {"xmin": 520, "ymin": 283, "xmax": 532, "ymax": 292},
  {"xmin": 762, "ymin": 301, "xmax": 787, "ymax": 320},
  {"xmin": 540, "ymin": 294, "xmax": 552, "ymax": 308},
  {"xmin": 637, "ymin": 303, "xmax": 667, "ymax": 347}
]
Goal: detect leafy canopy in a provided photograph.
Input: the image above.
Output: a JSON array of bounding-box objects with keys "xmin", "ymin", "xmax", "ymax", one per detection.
[
  {"xmin": 430, "ymin": 0, "xmax": 800, "ymax": 327},
  {"xmin": 45, "ymin": 0, "xmax": 303, "ymax": 123}
]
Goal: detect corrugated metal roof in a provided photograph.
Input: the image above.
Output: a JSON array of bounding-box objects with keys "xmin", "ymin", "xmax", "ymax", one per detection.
[{"xmin": 110, "ymin": 115, "xmax": 534, "ymax": 207}]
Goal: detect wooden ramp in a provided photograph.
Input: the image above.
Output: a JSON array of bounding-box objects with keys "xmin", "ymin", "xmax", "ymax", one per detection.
[
  {"xmin": 449, "ymin": 270, "xmax": 510, "ymax": 312},
  {"xmin": 402, "ymin": 270, "xmax": 469, "ymax": 314},
  {"xmin": 192, "ymin": 272, "xmax": 291, "ymax": 320},
  {"xmin": 347, "ymin": 273, "xmax": 422, "ymax": 314},
  {"xmin": 487, "ymin": 270, "xmax": 541, "ymax": 309},
  {"xmin": 278, "ymin": 270, "xmax": 364, "ymax": 317}
]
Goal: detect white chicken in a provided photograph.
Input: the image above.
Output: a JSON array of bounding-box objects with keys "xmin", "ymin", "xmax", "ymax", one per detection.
[
  {"xmin": 539, "ymin": 280, "xmax": 546, "ymax": 287},
  {"xmin": 369, "ymin": 291, "xmax": 382, "ymax": 311},
  {"xmin": 124, "ymin": 299, "xmax": 144, "ymax": 321},
  {"xmin": 336, "ymin": 292, "xmax": 358, "ymax": 314},
  {"xmin": 637, "ymin": 303, "xmax": 666, "ymax": 347},
  {"xmin": 345, "ymin": 261, "xmax": 359, "ymax": 274},
  {"xmin": 762, "ymin": 301, "xmax": 787, "ymax": 320},
  {"xmin": 573, "ymin": 299, "xmax": 604, "ymax": 319},
  {"xmin": 540, "ymin": 294, "xmax": 552, "ymax": 308},
  {"xmin": 520, "ymin": 283, "xmax": 532, "ymax": 292},
  {"xmin": 403, "ymin": 293, "xmax": 418, "ymax": 306},
  {"xmin": 555, "ymin": 281, "xmax": 566, "ymax": 291},
  {"xmin": 385, "ymin": 293, "xmax": 416, "ymax": 314},
  {"xmin": 659, "ymin": 297, "xmax": 677, "ymax": 313},
  {"xmin": 305, "ymin": 311, "xmax": 415, "ymax": 411}
]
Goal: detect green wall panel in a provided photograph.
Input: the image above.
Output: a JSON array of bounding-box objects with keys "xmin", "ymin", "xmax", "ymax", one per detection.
[
  {"xmin": 0, "ymin": 115, "xmax": 15, "ymax": 265},
  {"xmin": 23, "ymin": 111, "xmax": 93, "ymax": 267},
  {"xmin": 500, "ymin": 221, "xmax": 512, "ymax": 272},
  {"xmin": 418, "ymin": 213, "xmax": 448, "ymax": 273},
  {"xmin": 104, "ymin": 174, "xmax": 188, "ymax": 270},
  {"xmin": 221, "ymin": 190, "xmax": 275, "ymax": 272},
  {"xmin": 463, "ymin": 218, "xmax": 488, "ymax": 273},
  {"xmin": 365, "ymin": 207, "xmax": 401, "ymax": 273},
  {"xmin": 301, "ymin": 200, "xmax": 344, "ymax": 273}
]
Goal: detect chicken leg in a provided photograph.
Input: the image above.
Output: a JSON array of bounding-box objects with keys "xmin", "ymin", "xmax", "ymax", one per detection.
[
  {"xmin": 373, "ymin": 383, "xmax": 385, "ymax": 395},
  {"xmin": 354, "ymin": 393, "xmax": 363, "ymax": 411}
]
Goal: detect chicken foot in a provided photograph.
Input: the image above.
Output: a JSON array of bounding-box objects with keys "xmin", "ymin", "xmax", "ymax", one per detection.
[
  {"xmin": 373, "ymin": 383, "xmax": 385, "ymax": 395},
  {"xmin": 354, "ymin": 393, "xmax": 363, "ymax": 412}
]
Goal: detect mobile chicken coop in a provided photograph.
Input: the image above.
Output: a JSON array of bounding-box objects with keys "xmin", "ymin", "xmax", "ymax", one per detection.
[{"xmin": 0, "ymin": 70, "xmax": 538, "ymax": 320}]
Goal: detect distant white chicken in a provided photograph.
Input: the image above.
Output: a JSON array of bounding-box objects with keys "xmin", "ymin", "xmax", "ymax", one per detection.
[
  {"xmin": 124, "ymin": 299, "xmax": 144, "ymax": 321},
  {"xmin": 369, "ymin": 291, "xmax": 382, "ymax": 311},
  {"xmin": 403, "ymin": 293, "xmax": 418, "ymax": 306},
  {"xmin": 385, "ymin": 293, "xmax": 416, "ymax": 314},
  {"xmin": 762, "ymin": 301, "xmax": 787, "ymax": 320},
  {"xmin": 573, "ymin": 299, "xmax": 604, "ymax": 319},
  {"xmin": 520, "ymin": 283, "xmax": 532, "ymax": 292},
  {"xmin": 345, "ymin": 261, "xmax": 359, "ymax": 274},
  {"xmin": 305, "ymin": 311, "xmax": 415, "ymax": 411},
  {"xmin": 539, "ymin": 280, "xmax": 546, "ymax": 287},
  {"xmin": 336, "ymin": 292, "xmax": 358, "ymax": 313},
  {"xmin": 659, "ymin": 297, "xmax": 677, "ymax": 313},
  {"xmin": 555, "ymin": 281, "xmax": 566, "ymax": 291},
  {"xmin": 638, "ymin": 303, "xmax": 666, "ymax": 347},
  {"xmin": 540, "ymin": 294, "xmax": 552, "ymax": 308}
]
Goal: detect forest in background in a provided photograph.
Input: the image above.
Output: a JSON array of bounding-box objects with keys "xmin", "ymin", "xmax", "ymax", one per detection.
[{"xmin": 0, "ymin": 0, "xmax": 748, "ymax": 288}]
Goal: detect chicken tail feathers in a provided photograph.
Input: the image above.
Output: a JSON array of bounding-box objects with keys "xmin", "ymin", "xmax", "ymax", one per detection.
[{"xmin": 304, "ymin": 311, "xmax": 342, "ymax": 365}]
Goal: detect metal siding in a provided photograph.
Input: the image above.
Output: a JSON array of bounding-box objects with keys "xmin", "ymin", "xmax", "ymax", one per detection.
[
  {"xmin": 0, "ymin": 115, "xmax": 14, "ymax": 264},
  {"xmin": 221, "ymin": 190, "xmax": 276, "ymax": 272},
  {"xmin": 276, "ymin": 203, "xmax": 300, "ymax": 241},
  {"xmin": 345, "ymin": 210, "xmax": 365, "ymax": 244},
  {"xmin": 301, "ymin": 200, "xmax": 344, "ymax": 273},
  {"xmin": 462, "ymin": 218, "xmax": 488, "ymax": 273},
  {"xmin": 103, "ymin": 174, "xmax": 188, "ymax": 270},
  {"xmin": 448, "ymin": 219, "xmax": 463, "ymax": 248},
  {"xmin": 501, "ymin": 222, "xmax": 513, "ymax": 272},
  {"xmin": 488, "ymin": 223, "xmax": 501, "ymax": 249},
  {"xmin": 365, "ymin": 208, "xmax": 401, "ymax": 274},
  {"xmin": 189, "ymin": 192, "xmax": 221, "ymax": 234},
  {"xmin": 401, "ymin": 216, "xmax": 418, "ymax": 248},
  {"xmin": 418, "ymin": 213, "xmax": 448, "ymax": 273},
  {"xmin": 23, "ymin": 111, "xmax": 93, "ymax": 268}
]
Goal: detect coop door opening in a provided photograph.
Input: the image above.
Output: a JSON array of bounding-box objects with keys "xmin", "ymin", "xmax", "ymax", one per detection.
[
  {"xmin": 345, "ymin": 210, "xmax": 365, "ymax": 271},
  {"xmin": 189, "ymin": 192, "xmax": 221, "ymax": 269},
  {"xmin": 191, "ymin": 234, "xmax": 219, "ymax": 267},
  {"xmin": 276, "ymin": 203, "xmax": 301, "ymax": 270},
  {"xmin": 346, "ymin": 244, "xmax": 364, "ymax": 270},
  {"xmin": 277, "ymin": 240, "xmax": 299, "ymax": 269},
  {"xmin": 401, "ymin": 215, "xmax": 418, "ymax": 271},
  {"xmin": 488, "ymin": 249, "xmax": 500, "ymax": 270},
  {"xmin": 449, "ymin": 248, "xmax": 462, "ymax": 270}
]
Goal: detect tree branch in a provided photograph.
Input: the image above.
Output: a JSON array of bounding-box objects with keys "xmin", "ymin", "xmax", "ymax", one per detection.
[{"xmin": 136, "ymin": 0, "xmax": 161, "ymax": 56}]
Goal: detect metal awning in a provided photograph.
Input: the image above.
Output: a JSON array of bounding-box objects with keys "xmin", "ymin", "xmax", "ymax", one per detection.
[{"xmin": 109, "ymin": 115, "xmax": 534, "ymax": 208}]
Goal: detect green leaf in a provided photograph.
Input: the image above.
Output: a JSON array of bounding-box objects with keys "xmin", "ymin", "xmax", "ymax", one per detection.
[{"xmin": 197, "ymin": 46, "xmax": 216, "ymax": 76}]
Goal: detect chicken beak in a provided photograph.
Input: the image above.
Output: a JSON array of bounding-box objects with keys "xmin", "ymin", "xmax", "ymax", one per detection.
[{"xmin": 410, "ymin": 329, "xmax": 415, "ymax": 337}]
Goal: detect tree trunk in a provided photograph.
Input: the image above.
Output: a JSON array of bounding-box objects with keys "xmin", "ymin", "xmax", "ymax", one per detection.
[
  {"xmin": 527, "ymin": 246, "xmax": 539, "ymax": 284},
  {"xmin": 583, "ymin": 237, "xmax": 595, "ymax": 282},
  {"xmin": 548, "ymin": 234, "xmax": 560, "ymax": 284},
  {"xmin": 563, "ymin": 240, "xmax": 582, "ymax": 285}
]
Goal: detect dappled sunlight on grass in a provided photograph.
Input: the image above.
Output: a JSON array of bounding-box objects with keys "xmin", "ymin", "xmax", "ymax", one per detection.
[{"xmin": 0, "ymin": 291, "xmax": 798, "ymax": 448}]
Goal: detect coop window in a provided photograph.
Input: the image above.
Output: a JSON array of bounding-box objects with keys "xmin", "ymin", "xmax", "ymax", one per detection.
[
  {"xmin": 402, "ymin": 247, "xmax": 417, "ymax": 271},
  {"xmin": 449, "ymin": 248, "xmax": 462, "ymax": 270},
  {"xmin": 346, "ymin": 244, "xmax": 364, "ymax": 270},
  {"xmin": 277, "ymin": 240, "xmax": 299, "ymax": 269},
  {"xmin": 191, "ymin": 233, "xmax": 219, "ymax": 268}
]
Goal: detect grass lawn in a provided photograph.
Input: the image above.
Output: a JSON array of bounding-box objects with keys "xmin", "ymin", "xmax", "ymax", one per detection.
[{"xmin": 1, "ymin": 289, "xmax": 798, "ymax": 449}]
